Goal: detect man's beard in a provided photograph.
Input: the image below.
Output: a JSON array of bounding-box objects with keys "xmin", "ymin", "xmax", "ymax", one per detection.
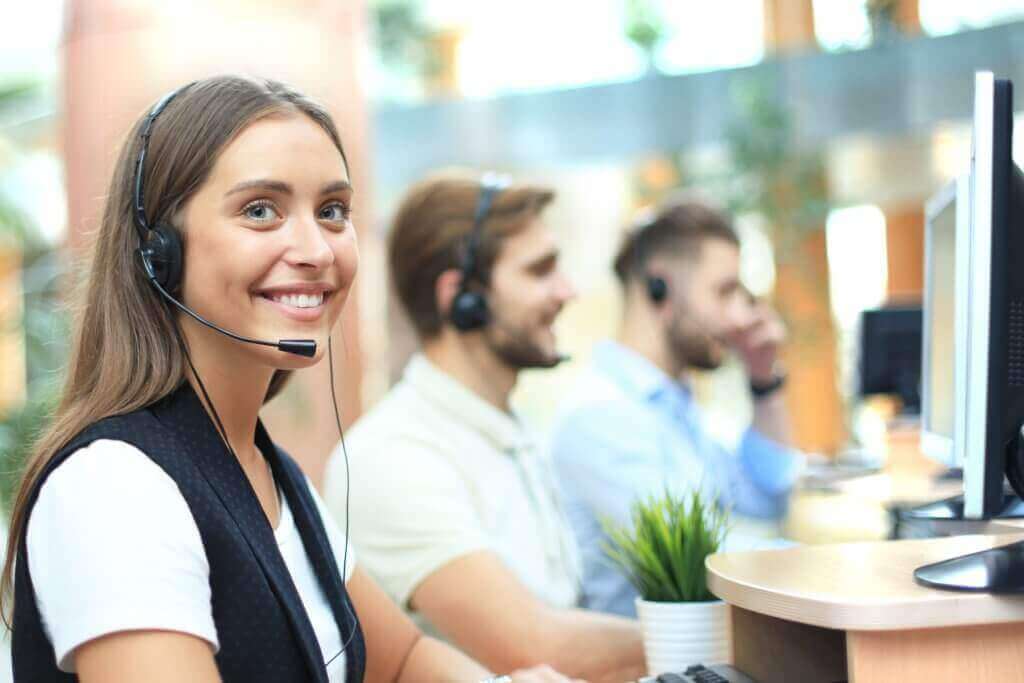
[
  {"xmin": 667, "ymin": 309, "xmax": 723, "ymax": 372},
  {"xmin": 483, "ymin": 320, "xmax": 563, "ymax": 370}
]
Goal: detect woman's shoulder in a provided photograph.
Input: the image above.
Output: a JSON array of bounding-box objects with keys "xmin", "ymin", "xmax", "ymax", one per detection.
[
  {"xmin": 44, "ymin": 438, "xmax": 176, "ymax": 494},
  {"xmin": 25, "ymin": 439, "xmax": 217, "ymax": 672},
  {"xmin": 30, "ymin": 438, "xmax": 200, "ymax": 546}
]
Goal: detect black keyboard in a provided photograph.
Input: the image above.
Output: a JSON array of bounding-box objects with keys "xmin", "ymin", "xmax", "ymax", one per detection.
[{"xmin": 636, "ymin": 663, "xmax": 759, "ymax": 683}]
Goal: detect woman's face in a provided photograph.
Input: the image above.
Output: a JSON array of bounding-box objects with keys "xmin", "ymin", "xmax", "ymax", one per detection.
[{"xmin": 178, "ymin": 113, "xmax": 358, "ymax": 369}]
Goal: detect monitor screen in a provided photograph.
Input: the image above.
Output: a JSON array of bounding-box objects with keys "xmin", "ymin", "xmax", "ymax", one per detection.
[{"xmin": 923, "ymin": 193, "xmax": 957, "ymax": 443}]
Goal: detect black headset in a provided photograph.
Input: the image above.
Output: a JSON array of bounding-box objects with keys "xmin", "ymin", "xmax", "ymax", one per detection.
[
  {"xmin": 630, "ymin": 215, "xmax": 669, "ymax": 305},
  {"xmin": 132, "ymin": 85, "xmax": 315, "ymax": 357},
  {"xmin": 133, "ymin": 87, "xmax": 188, "ymax": 295},
  {"xmin": 449, "ymin": 174, "xmax": 510, "ymax": 331}
]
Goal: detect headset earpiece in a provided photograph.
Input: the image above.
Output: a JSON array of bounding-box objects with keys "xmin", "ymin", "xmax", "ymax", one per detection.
[
  {"xmin": 449, "ymin": 173, "xmax": 508, "ymax": 332},
  {"xmin": 137, "ymin": 223, "xmax": 184, "ymax": 293},
  {"xmin": 450, "ymin": 289, "xmax": 490, "ymax": 331},
  {"xmin": 646, "ymin": 274, "xmax": 668, "ymax": 304}
]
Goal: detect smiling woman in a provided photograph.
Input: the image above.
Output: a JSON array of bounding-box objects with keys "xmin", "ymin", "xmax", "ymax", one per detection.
[
  {"xmin": 173, "ymin": 113, "xmax": 357, "ymax": 366},
  {"xmin": 0, "ymin": 75, "xmax": 569, "ymax": 683}
]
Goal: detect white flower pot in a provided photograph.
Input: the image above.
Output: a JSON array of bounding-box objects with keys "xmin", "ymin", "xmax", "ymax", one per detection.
[{"xmin": 635, "ymin": 597, "xmax": 731, "ymax": 676}]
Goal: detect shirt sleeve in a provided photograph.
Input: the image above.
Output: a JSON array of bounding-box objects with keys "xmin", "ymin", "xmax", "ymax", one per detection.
[
  {"xmin": 323, "ymin": 435, "xmax": 488, "ymax": 608},
  {"xmin": 722, "ymin": 427, "xmax": 805, "ymax": 518},
  {"xmin": 26, "ymin": 439, "xmax": 218, "ymax": 673},
  {"xmin": 739, "ymin": 428, "xmax": 806, "ymax": 496}
]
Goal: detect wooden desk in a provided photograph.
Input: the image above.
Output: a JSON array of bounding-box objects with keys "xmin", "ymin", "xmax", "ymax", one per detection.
[
  {"xmin": 784, "ymin": 473, "xmax": 965, "ymax": 545},
  {"xmin": 707, "ymin": 534, "xmax": 1024, "ymax": 682},
  {"xmin": 784, "ymin": 424, "xmax": 964, "ymax": 544},
  {"xmin": 831, "ymin": 472, "xmax": 963, "ymax": 507}
]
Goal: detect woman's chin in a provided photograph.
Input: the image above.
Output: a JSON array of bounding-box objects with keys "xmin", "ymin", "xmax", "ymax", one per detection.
[{"xmin": 273, "ymin": 354, "xmax": 321, "ymax": 371}]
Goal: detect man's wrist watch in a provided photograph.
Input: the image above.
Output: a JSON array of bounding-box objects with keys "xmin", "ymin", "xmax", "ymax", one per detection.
[{"xmin": 750, "ymin": 371, "xmax": 787, "ymax": 399}]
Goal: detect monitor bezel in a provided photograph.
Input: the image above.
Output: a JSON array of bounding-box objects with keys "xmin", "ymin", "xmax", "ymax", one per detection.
[{"xmin": 962, "ymin": 71, "xmax": 1017, "ymax": 519}]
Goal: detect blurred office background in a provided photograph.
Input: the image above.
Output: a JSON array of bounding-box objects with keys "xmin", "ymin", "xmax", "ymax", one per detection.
[{"xmin": 1, "ymin": 4, "xmax": 1024, "ymax": 672}]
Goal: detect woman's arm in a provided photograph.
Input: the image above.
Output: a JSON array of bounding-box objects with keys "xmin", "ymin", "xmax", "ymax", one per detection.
[
  {"xmin": 347, "ymin": 567, "xmax": 489, "ymax": 682},
  {"xmin": 76, "ymin": 630, "xmax": 221, "ymax": 683},
  {"xmin": 411, "ymin": 552, "xmax": 645, "ymax": 683},
  {"xmin": 349, "ymin": 568, "xmax": 588, "ymax": 683}
]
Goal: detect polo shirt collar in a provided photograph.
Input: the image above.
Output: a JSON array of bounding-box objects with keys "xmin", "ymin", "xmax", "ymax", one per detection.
[
  {"xmin": 404, "ymin": 353, "xmax": 532, "ymax": 454},
  {"xmin": 592, "ymin": 339, "xmax": 692, "ymax": 406}
]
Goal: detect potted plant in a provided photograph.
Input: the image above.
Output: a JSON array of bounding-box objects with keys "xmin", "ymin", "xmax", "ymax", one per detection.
[{"xmin": 603, "ymin": 488, "xmax": 730, "ymax": 675}]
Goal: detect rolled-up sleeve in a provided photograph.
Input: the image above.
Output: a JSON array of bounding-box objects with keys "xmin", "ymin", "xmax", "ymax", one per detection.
[{"xmin": 727, "ymin": 428, "xmax": 805, "ymax": 518}]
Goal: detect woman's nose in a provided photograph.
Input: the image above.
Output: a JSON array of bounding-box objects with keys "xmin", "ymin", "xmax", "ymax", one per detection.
[{"xmin": 285, "ymin": 217, "xmax": 335, "ymax": 269}]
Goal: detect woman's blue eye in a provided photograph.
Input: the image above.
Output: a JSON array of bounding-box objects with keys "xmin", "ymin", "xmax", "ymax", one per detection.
[
  {"xmin": 242, "ymin": 200, "xmax": 279, "ymax": 222},
  {"xmin": 320, "ymin": 202, "xmax": 352, "ymax": 222}
]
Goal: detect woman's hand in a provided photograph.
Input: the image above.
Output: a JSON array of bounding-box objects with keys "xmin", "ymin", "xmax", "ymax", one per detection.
[{"xmin": 508, "ymin": 664, "xmax": 588, "ymax": 683}]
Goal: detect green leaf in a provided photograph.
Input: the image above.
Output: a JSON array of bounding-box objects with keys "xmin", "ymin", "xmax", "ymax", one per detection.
[{"xmin": 601, "ymin": 487, "xmax": 730, "ymax": 602}]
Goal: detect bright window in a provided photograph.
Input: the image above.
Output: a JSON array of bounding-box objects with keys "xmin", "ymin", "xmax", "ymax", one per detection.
[
  {"xmin": 827, "ymin": 204, "xmax": 888, "ymax": 329},
  {"xmin": 827, "ymin": 204, "xmax": 889, "ymax": 396},
  {"xmin": 813, "ymin": 0, "xmax": 871, "ymax": 51},
  {"xmin": 919, "ymin": 0, "xmax": 1024, "ymax": 36},
  {"xmin": 656, "ymin": 0, "xmax": 764, "ymax": 75}
]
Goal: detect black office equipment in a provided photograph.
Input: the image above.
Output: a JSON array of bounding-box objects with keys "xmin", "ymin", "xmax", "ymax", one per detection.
[
  {"xmin": 914, "ymin": 72, "xmax": 1024, "ymax": 591},
  {"xmin": 858, "ymin": 305, "xmax": 922, "ymax": 414}
]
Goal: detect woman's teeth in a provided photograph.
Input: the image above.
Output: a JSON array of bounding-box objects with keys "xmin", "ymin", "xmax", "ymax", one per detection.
[{"xmin": 270, "ymin": 293, "xmax": 324, "ymax": 308}]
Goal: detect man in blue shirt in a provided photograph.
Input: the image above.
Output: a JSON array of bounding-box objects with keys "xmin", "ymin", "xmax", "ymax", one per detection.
[{"xmin": 551, "ymin": 198, "xmax": 804, "ymax": 617}]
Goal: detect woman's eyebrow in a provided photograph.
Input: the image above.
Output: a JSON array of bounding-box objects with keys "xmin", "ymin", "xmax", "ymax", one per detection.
[
  {"xmin": 320, "ymin": 180, "xmax": 353, "ymax": 195},
  {"xmin": 224, "ymin": 178, "xmax": 353, "ymax": 198},
  {"xmin": 225, "ymin": 179, "xmax": 292, "ymax": 197}
]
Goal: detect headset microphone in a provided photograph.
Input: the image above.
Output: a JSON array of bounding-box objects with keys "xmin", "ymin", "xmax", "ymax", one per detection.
[{"xmin": 141, "ymin": 262, "xmax": 317, "ymax": 357}]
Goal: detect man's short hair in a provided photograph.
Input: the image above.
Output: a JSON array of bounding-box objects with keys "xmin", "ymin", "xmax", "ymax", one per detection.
[
  {"xmin": 389, "ymin": 172, "xmax": 556, "ymax": 339},
  {"xmin": 613, "ymin": 198, "xmax": 740, "ymax": 286}
]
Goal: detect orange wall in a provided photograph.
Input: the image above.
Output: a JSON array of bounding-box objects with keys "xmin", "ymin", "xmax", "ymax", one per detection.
[
  {"xmin": 885, "ymin": 203, "xmax": 925, "ymax": 302},
  {"xmin": 763, "ymin": 0, "xmax": 816, "ymax": 54}
]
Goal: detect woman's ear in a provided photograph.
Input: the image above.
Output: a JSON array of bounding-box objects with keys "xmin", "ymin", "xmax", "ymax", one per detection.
[{"xmin": 434, "ymin": 268, "xmax": 464, "ymax": 319}]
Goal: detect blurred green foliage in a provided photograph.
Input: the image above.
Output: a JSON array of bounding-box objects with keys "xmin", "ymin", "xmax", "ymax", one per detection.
[
  {"xmin": 370, "ymin": 0, "xmax": 442, "ymax": 82},
  {"xmin": 0, "ymin": 79, "xmax": 66, "ymax": 517},
  {"xmin": 602, "ymin": 487, "xmax": 729, "ymax": 603},
  {"xmin": 623, "ymin": 0, "xmax": 670, "ymax": 66}
]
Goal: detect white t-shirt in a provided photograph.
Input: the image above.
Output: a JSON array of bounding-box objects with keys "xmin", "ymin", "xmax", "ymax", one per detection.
[{"xmin": 26, "ymin": 439, "xmax": 355, "ymax": 680}]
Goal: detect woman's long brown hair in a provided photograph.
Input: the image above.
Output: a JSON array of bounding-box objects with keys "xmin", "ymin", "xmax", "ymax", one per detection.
[{"xmin": 1, "ymin": 75, "xmax": 349, "ymax": 624}]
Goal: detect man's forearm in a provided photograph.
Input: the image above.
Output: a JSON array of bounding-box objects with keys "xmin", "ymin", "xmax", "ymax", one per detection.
[
  {"xmin": 751, "ymin": 391, "xmax": 793, "ymax": 446},
  {"xmin": 536, "ymin": 607, "xmax": 646, "ymax": 683}
]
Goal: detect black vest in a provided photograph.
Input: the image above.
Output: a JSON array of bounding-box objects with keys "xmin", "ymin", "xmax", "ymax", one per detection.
[{"xmin": 12, "ymin": 384, "xmax": 366, "ymax": 682}]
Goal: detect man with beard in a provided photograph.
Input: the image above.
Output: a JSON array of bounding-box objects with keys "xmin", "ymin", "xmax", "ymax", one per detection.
[
  {"xmin": 551, "ymin": 198, "xmax": 805, "ymax": 618},
  {"xmin": 323, "ymin": 173, "xmax": 645, "ymax": 683}
]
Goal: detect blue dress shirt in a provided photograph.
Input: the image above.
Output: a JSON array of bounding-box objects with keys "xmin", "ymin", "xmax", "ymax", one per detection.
[{"xmin": 551, "ymin": 340, "xmax": 804, "ymax": 617}]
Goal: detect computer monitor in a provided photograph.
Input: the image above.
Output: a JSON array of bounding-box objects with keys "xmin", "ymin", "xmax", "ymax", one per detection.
[
  {"xmin": 915, "ymin": 72, "xmax": 1024, "ymax": 592},
  {"xmin": 920, "ymin": 175, "xmax": 970, "ymax": 467},
  {"xmin": 960, "ymin": 73, "xmax": 1024, "ymax": 521},
  {"xmin": 859, "ymin": 306, "xmax": 922, "ymax": 414}
]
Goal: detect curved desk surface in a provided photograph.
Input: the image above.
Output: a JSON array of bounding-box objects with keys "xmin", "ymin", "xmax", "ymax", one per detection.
[
  {"xmin": 706, "ymin": 534, "xmax": 1024, "ymax": 682},
  {"xmin": 707, "ymin": 533, "xmax": 1024, "ymax": 631}
]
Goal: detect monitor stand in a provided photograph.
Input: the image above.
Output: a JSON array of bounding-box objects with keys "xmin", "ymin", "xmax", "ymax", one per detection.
[
  {"xmin": 901, "ymin": 492, "xmax": 1024, "ymax": 521},
  {"xmin": 911, "ymin": 491, "xmax": 1024, "ymax": 591},
  {"xmin": 915, "ymin": 538, "xmax": 1024, "ymax": 592}
]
